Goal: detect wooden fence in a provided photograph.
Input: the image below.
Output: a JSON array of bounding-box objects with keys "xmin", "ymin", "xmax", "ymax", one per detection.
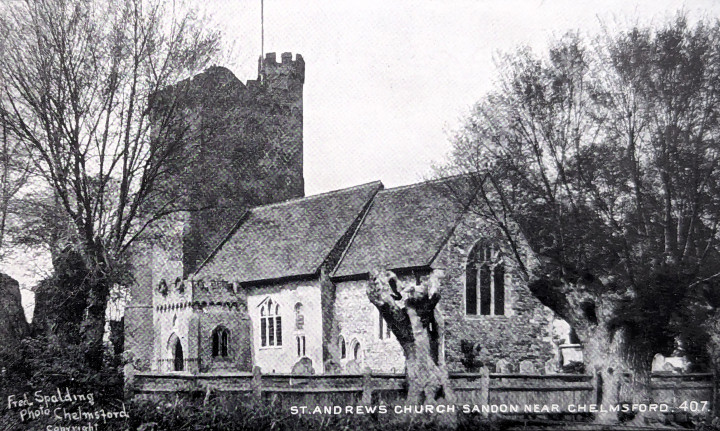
[{"xmin": 132, "ymin": 369, "xmax": 714, "ymax": 415}]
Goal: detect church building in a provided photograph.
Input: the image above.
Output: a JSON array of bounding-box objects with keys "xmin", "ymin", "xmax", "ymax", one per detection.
[{"xmin": 124, "ymin": 52, "xmax": 557, "ymax": 377}]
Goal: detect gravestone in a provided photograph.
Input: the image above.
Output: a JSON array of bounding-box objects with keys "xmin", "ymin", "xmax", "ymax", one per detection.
[
  {"xmin": 324, "ymin": 359, "xmax": 341, "ymax": 374},
  {"xmin": 291, "ymin": 357, "xmax": 314, "ymax": 375},
  {"xmin": 651, "ymin": 354, "xmax": 665, "ymax": 372},
  {"xmin": 519, "ymin": 359, "xmax": 536, "ymax": 374},
  {"xmin": 496, "ymin": 358, "xmax": 511, "ymax": 374},
  {"xmin": 544, "ymin": 358, "xmax": 557, "ymax": 375},
  {"xmin": 345, "ymin": 359, "xmax": 362, "ymax": 374}
]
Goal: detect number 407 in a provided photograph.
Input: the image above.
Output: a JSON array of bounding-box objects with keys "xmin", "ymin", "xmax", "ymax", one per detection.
[{"xmin": 678, "ymin": 401, "xmax": 709, "ymax": 412}]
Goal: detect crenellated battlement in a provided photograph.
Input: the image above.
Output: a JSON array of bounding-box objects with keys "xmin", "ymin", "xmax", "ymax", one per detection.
[{"xmin": 252, "ymin": 52, "xmax": 305, "ymax": 87}]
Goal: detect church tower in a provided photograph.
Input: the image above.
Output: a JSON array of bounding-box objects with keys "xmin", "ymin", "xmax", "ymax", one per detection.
[
  {"xmin": 124, "ymin": 53, "xmax": 305, "ymax": 374},
  {"xmin": 247, "ymin": 52, "xmax": 305, "ymax": 200}
]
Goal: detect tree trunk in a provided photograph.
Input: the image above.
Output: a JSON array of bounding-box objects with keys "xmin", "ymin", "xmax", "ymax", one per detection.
[
  {"xmin": 402, "ymin": 306, "xmax": 453, "ymax": 404},
  {"xmin": 529, "ymin": 273, "xmax": 654, "ymax": 423},
  {"xmin": 367, "ymin": 269, "xmax": 454, "ymax": 406},
  {"xmin": 703, "ymin": 311, "xmax": 720, "ymax": 418},
  {"xmin": 580, "ymin": 326, "xmax": 651, "ymax": 424},
  {"xmin": 78, "ymin": 248, "xmax": 111, "ymax": 370}
]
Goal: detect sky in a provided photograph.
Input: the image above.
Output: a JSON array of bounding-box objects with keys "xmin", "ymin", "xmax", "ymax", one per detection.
[
  {"xmin": 199, "ymin": 0, "xmax": 720, "ymax": 195},
  {"xmin": 4, "ymin": 0, "xmax": 720, "ymax": 317}
]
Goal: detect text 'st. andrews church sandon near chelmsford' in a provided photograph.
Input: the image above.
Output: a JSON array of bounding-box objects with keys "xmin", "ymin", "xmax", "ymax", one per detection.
[
  {"xmin": 6, "ymin": 1, "xmax": 720, "ymax": 429},
  {"xmin": 124, "ymin": 52, "xmax": 558, "ymax": 378}
]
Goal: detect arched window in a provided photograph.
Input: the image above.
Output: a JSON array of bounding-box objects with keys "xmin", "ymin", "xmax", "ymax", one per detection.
[
  {"xmin": 466, "ymin": 242, "xmax": 505, "ymax": 316},
  {"xmin": 212, "ymin": 326, "xmax": 230, "ymax": 358},
  {"xmin": 296, "ymin": 335, "xmax": 306, "ymax": 357},
  {"xmin": 352, "ymin": 341, "xmax": 362, "ymax": 361},
  {"xmin": 338, "ymin": 336, "xmax": 346, "ymax": 359},
  {"xmin": 295, "ymin": 302, "xmax": 304, "ymax": 330},
  {"xmin": 260, "ymin": 299, "xmax": 282, "ymax": 347}
]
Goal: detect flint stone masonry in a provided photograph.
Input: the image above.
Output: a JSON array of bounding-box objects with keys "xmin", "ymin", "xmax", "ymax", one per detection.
[
  {"xmin": 432, "ymin": 213, "xmax": 556, "ymax": 372},
  {"xmin": 333, "ymin": 278, "xmax": 406, "ymax": 372}
]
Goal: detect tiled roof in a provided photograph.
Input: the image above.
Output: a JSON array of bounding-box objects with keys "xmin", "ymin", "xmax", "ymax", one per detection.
[
  {"xmin": 333, "ymin": 176, "xmax": 472, "ymax": 278},
  {"xmin": 196, "ymin": 181, "xmax": 382, "ymax": 283}
]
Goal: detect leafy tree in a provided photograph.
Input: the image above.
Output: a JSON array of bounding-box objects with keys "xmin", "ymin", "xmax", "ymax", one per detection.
[
  {"xmin": 443, "ymin": 16, "xmax": 720, "ymax": 422},
  {"xmin": 0, "ymin": 0, "xmax": 221, "ymax": 369}
]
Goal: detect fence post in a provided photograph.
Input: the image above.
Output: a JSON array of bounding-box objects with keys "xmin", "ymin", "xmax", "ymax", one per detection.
[
  {"xmin": 713, "ymin": 368, "xmax": 718, "ymax": 418},
  {"xmin": 252, "ymin": 366, "xmax": 262, "ymax": 400},
  {"xmin": 479, "ymin": 366, "xmax": 490, "ymax": 417},
  {"xmin": 362, "ymin": 369, "xmax": 373, "ymax": 405}
]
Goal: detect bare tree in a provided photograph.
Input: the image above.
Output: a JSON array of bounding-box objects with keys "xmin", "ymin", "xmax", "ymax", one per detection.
[
  {"xmin": 443, "ymin": 17, "xmax": 720, "ymax": 422},
  {"xmin": 367, "ymin": 270, "xmax": 453, "ymax": 404},
  {"xmin": 0, "ymin": 0, "xmax": 221, "ymax": 368},
  {"xmin": 0, "ymin": 93, "xmax": 32, "ymax": 256}
]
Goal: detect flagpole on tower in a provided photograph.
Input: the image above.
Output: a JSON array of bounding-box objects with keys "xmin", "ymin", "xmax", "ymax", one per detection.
[{"xmin": 261, "ymin": 0, "xmax": 264, "ymax": 60}]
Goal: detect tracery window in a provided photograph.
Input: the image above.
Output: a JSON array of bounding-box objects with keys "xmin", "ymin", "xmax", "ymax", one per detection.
[
  {"xmin": 260, "ymin": 299, "xmax": 282, "ymax": 347},
  {"xmin": 466, "ymin": 242, "xmax": 505, "ymax": 316}
]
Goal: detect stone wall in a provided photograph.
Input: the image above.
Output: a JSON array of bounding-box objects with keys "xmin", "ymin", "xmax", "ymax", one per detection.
[
  {"xmin": 197, "ymin": 306, "xmax": 252, "ymax": 372},
  {"xmin": 153, "ymin": 278, "xmax": 194, "ymax": 372},
  {"xmin": 432, "ymin": 214, "xmax": 556, "ymax": 372},
  {"xmin": 333, "ymin": 279, "xmax": 405, "ymax": 373},
  {"xmin": 125, "ymin": 213, "xmax": 186, "ymax": 372}
]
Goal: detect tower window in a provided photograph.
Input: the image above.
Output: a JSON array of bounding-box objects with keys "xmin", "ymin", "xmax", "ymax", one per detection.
[{"xmin": 466, "ymin": 242, "xmax": 506, "ymax": 316}]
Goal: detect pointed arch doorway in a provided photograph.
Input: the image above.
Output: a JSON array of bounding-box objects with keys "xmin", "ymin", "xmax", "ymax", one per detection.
[{"xmin": 168, "ymin": 333, "xmax": 184, "ymax": 371}]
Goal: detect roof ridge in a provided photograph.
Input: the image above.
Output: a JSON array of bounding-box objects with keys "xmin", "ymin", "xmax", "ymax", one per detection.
[
  {"xmin": 193, "ymin": 209, "xmax": 252, "ymax": 277},
  {"xmin": 251, "ymin": 180, "xmax": 383, "ymax": 212},
  {"xmin": 330, "ymin": 189, "xmax": 380, "ymax": 278},
  {"xmin": 379, "ymin": 174, "xmax": 470, "ymax": 193}
]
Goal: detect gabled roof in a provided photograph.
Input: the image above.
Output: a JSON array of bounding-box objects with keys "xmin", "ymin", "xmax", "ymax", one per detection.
[
  {"xmin": 195, "ymin": 181, "xmax": 382, "ymax": 283},
  {"xmin": 332, "ymin": 176, "xmax": 473, "ymax": 279}
]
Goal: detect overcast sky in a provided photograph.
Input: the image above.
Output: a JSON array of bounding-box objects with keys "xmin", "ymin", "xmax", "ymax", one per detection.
[
  {"xmin": 6, "ymin": 0, "xmax": 720, "ymax": 315},
  {"xmin": 201, "ymin": 0, "xmax": 720, "ymax": 195}
]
